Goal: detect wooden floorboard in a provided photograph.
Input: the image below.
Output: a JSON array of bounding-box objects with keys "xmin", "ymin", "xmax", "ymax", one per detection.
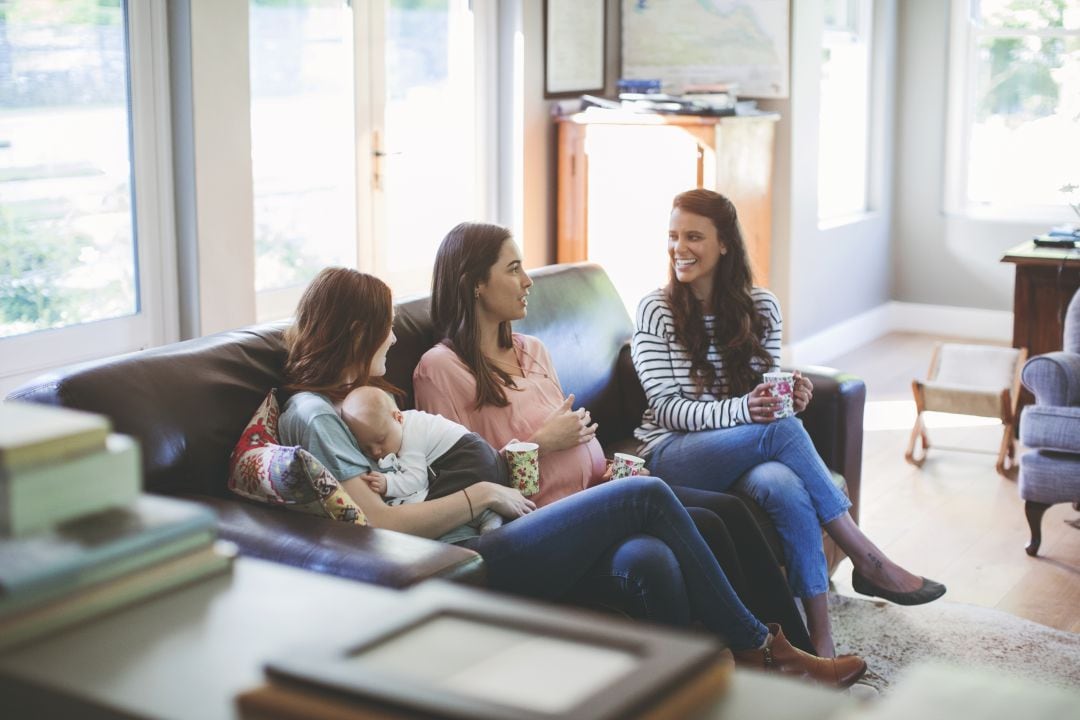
[{"xmin": 822, "ymin": 332, "xmax": 1080, "ymax": 633}]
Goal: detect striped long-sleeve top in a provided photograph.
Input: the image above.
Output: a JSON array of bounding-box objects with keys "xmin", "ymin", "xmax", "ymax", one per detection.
[{"xmin": 631, "ymin": 287, "xmax": 782, "ymax": 457}]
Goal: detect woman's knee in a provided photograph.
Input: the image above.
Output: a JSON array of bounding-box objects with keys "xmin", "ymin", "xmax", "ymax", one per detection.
[
  {"xmin": 608, "ymin": 535, "xmax": 692, "ymax": 625},
  {"xmin": 738, "ymin": 462, "xmax": 811, "ymax": 509},
  {"xmin": 619, "ymin": 474, "xmax": 677, "ymax": 504},
  {"xmin": 769, "ymin": 416, "xmax": 814, "ymax": 447}
]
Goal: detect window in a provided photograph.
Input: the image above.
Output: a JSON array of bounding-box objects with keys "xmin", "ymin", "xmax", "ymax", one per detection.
[
  {"xmin": 946, "ymin": 0, "xmax": 1080, "ymax": 219},
  {"xmin": 0, "ymin": 0, "xmax": 175, "ymax": 390},
  {"xmin": 818, "ymin": 0, "xmax": 873, "ymax": 222}
]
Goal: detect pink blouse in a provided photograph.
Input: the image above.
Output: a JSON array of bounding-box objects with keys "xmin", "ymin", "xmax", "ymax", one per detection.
[{"xmin": 413, "ymin": 334, "xmax": 607, "ymax": 508}]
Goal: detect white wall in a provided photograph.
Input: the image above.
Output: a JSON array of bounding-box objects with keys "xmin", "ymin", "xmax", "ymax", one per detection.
[
  {"xmin": 780, "ymin": 0, "xmax": 898, "ymax": 344},
  {"xmin": 892, "ymin": 0, "xmax": 1041, "ymax": 311},
  {"xmin": 169, "ymin": 0, "xmax": 256, "ymax": 338}
]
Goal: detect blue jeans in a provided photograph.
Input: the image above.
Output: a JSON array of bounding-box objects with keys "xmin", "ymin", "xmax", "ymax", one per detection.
[
  {"xmin": 646, "ymin": 417, "xmax": 851, "ymax": 598},
  {"xmin": 459, "ymin": 475, "xmax": 769, "ymax": 650}
]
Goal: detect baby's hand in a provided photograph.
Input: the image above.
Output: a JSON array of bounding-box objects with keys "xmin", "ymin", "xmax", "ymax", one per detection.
[{"xmin": 361, "ymin": 472, "xmax": 387, "ymax": 496}]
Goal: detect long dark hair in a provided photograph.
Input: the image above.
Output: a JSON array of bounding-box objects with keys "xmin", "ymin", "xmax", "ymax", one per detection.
[
  {"xmin": 283, "ymin": 267, "xmax": 397, "ymax": 402},
  {"xmin": 431, "ymin": 222, "xmax": 518, "ymax": 409},
  {"xmin": 666, "ymin": 189, "xmax": 772, "ymax": 397}
]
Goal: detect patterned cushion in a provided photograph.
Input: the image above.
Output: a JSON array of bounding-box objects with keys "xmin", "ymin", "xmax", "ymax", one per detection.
[{"xmin": 228, "ymin": 390, "xmax": 367, "ymax": 525}]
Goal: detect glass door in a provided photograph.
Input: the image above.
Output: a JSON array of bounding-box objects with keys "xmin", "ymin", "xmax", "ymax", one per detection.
[
  {"xmin": 250, "ymin": 0, "xmax": 490, "ymax": 317},
  {"xmin": 363, "ymin": 0, "xmax": 490, "ymax": 297},
  {"xmin": 250, "ymin": 0, "xmax": 357, "ymax": 322}
]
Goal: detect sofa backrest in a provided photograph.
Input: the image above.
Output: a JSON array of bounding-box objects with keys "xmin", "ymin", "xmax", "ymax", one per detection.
[
  {"xmin": 7, "ymin": 323, "xmax": 290, "ymax": 497},
  {"xmin": 1066, "ymin": 289, "xmax": 1079, "ymax": 355},
  {"xmin": 7, "ymin": 263, "xmax": 647, "ymax": 496}
]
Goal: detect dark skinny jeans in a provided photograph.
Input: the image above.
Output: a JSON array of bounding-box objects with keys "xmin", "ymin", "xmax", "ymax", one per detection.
[{"xmin": 459, "ymin": 475, "xmax": 770, "ymax": 650}]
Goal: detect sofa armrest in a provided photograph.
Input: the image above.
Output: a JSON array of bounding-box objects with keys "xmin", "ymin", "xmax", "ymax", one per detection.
[
  {"xmin": 788, "ymin": 366, "xmax": 866, "ymax": 523},
  {"xmin": 1021, "ymin": 352, "xmax": 1080, "ymax": 407},
  {"xmin": 188, "ymin": 496, "xmax": 486, "ymax": 588}
]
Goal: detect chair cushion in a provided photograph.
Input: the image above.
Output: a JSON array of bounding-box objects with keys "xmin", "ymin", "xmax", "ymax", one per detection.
[
  {"xmin": 933, "ymin": 344, "xmax": 1023, "ymax": 388},
  {"xmin": 1019, "ymin": 449, "xmax": 1080, "ymax": 504},
  {"xmin": 228, "ymin": 390, "xmax": 367, "ymax": 525},
  {"xmin": 1019, "ymin": 405, "xmax": 1080, "ymax": 454}
]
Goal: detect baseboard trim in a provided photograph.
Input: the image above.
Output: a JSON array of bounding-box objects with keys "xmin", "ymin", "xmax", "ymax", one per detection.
[{"xmin": 787, "ymin": 302, "xmax": 1013, "ymax": 366}]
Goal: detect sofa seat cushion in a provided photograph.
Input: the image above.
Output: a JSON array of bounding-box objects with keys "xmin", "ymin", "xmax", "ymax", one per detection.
[
  {"xmin": 228, "ymin": 390, "xmax": 367, "ymax": 525},
  {"xmin": 1019, "ymin": 449, "xmax": 1080, "ymax": 504},
  {"xmin": 1019, "ymin": 405, "xmax": 1080, "ymax": 454}
]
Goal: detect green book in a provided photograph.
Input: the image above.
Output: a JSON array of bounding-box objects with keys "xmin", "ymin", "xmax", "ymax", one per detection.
[
  {"xmin": 0, "ymin": 402, "xmax": 111, "ymax": 474},
  {"xmin": 0, "ymin": 494, "xmax": 218, "ymax": 599},
  {"xmin": 0, "ymin": 434, "xmax": 142, "ymax": 537},
  {"xmin": 0, "ymin": 541, "xmax": 236, "ymax": 652},
  {"xmin": 0, "ymin": 529, "xmax": 214, "ymax": 618}
]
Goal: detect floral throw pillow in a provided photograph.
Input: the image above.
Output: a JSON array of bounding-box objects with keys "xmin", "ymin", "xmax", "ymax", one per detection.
[{"xmin": 228, "ymin": 390, "xmax": 366, "ymax": 525}]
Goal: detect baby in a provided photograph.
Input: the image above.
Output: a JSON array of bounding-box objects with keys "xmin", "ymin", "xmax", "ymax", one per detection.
[{"xmin": 339, "ymin": 386, "xmax": 511, "ymax": 534}]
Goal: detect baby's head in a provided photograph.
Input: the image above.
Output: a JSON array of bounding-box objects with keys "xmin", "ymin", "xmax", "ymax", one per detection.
[{"xmin": 340, "ymin": 386, "xmax": 404, "ymax": 461}]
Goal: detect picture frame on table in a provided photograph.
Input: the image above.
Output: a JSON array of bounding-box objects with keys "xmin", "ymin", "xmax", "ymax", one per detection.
[
  {"xmin": 251, "ymin": 581, "xmax": 731, "ymax": 720},
  {"xmin": 544, "ymin": 0, "xmax": 607, "ymax": 99}
]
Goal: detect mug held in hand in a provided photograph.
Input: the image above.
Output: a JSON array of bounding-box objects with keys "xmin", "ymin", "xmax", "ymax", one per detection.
[
  {"xmin": 611, "ymin": 452, "xmax": 646, "ymax": 479},
  {"xmin": 762, "ymin": 371, "xmax": 795, "ymax": 419},
  {"xmin": 505, "ymin": 441, "xmax": 540, "ymax": 496}
]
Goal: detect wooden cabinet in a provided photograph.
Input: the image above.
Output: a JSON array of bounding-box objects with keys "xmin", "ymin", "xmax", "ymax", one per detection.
[
  {"xmin": 556, "ymin": 112, "xmax": 778, "ymax": 311},
  {"xmin": 1001, "ymin": 241, "xmax": 1080, "ymax": 421}
]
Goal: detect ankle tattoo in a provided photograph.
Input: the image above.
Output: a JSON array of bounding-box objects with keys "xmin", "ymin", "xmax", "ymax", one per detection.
[{"xmin": 867, "ymin": 552, "xmax": 883, "ymax": 571}]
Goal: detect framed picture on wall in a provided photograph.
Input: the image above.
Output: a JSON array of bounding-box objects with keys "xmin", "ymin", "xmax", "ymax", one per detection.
[
  {"xmin": 544, "ymin": 0, "xmax": 606, "ymax": 98},
  {"xmin": 621, "ymin": 0, "xmax": 790, "ymax": 98}
]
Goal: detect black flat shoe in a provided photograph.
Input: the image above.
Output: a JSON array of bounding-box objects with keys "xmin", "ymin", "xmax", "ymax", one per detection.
[{"xmin": 851, "ymin": 570, "xmax": 946, "ymax": 606}]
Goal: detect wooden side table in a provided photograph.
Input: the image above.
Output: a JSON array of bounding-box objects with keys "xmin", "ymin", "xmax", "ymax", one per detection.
[{"xmin": 1000, "ymin": 241, "xmax": 1080, "ymax": 421}]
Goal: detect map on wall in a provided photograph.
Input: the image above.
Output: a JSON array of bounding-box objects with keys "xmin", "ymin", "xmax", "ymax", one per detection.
[{"xmin": 621, "ymin": 0, "xmax": 790, "ymax": 99}]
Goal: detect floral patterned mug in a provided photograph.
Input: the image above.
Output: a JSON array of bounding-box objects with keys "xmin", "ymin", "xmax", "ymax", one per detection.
[
  {"xmin": 763, "ymin": 371, "xmax": 795, "ymax": 419},
  {"xmin": 505, "ymin": 441, "xmax": 540, "ymax": 496}
]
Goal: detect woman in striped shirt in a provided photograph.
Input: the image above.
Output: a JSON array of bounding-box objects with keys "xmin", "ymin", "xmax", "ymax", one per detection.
[{"xmin": 632, "ymin": 189, "xmax": 945, "ymax": 658}]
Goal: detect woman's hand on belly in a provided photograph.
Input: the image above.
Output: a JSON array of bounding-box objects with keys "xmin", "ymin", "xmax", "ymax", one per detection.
[{"xmin": 530, "ymin": 394, "xmax": 599, "ymax": 455}]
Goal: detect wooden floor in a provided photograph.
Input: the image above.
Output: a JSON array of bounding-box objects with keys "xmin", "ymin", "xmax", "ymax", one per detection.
[{"xmin": 821, "ymin": 332, "xmax": 1080, "ymax": 633}]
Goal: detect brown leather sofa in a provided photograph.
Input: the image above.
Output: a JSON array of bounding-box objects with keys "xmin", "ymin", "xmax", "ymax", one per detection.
[{"xmin": 7, "ymin": 263, "xmax": 864, "ymax": 587}]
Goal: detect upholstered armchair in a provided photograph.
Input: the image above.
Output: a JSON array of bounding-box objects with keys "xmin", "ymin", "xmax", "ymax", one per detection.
[{"xmin": 1018, "ymin": 289, "xmax": 1080, "ymax": 556}]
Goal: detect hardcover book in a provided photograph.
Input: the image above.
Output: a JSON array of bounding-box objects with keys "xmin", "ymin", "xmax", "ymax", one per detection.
[
  {"xmin": 0, "ymin": 541, "xmax": 236, "ymax": 652},
  {"xmin": 0, "ymin": 402, "xmax": 111, "ymax": 474},
  {"xmin": 0, "ymin": 434, "xmax": 142, "ymax": 537},
  {"xmin": 0, "ymin": 494, "xmax": 218, "ymax": 598}
]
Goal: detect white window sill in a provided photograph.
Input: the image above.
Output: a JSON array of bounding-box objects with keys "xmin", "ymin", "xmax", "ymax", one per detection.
[
  {"xmin": 943, "ymin": 202, "xmax": 1077, "ymax": 226},
  {"xmin": 817, "ymin": 209, "xmax": 880, "ymax": 231}
]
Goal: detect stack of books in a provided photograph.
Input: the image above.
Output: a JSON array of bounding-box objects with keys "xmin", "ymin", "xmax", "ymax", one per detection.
[{"xmin": 0, "ymin": 402, "xmax": 234, "ymax": 651}]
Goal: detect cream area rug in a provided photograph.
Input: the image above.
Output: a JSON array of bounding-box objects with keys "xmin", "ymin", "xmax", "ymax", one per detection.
[{"xmin": 830, "ymin": 592, "xmax": 1080, "ymax": 692}]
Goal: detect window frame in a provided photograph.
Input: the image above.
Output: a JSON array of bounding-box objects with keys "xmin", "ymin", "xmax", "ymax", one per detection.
[
  {"xmin": 0, "ymin": 0, "xmax": 179, "ymax": 392},
  {"xmin": 944, "ymin": 0, "xmax": 1080, "ymax": 222}
]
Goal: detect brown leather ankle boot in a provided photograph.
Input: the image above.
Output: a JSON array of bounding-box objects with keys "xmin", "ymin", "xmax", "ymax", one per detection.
[{"xmin": 732, "ymin": 624, "xmax": 867, "ymax": 688}]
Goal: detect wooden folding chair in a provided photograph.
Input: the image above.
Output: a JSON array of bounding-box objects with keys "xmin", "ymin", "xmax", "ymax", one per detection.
[{"xmin": 904, "ymin": 343, "xmax": 1027, "ymax": 477}]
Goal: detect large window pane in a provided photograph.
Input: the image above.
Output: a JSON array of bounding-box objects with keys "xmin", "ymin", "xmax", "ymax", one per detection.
[
  {"xmin": 249, "ymin": 0, "xmax": 355, "ymax": 308},
  {"xmin": 966, "ymin": 3, "xmax": 1080, "ymax": 209},
  {"xmin": 0, "ymin": 0, "xmax": 137, "ymax": 339}
]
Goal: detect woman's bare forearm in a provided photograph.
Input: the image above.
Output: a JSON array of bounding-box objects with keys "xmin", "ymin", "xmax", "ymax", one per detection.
[{"xmin": 341, "ymin": 476, "xmax": 480, "ymax": 539}]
